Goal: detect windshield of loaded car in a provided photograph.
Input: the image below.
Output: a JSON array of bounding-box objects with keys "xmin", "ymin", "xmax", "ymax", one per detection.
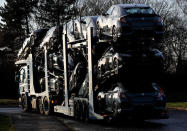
[{"xmin": 123, "ymin": 7, "xmax": 155, "ymax": 15}]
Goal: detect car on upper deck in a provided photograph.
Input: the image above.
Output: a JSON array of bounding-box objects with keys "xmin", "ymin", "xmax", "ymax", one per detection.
[
  {"xmin": 64, "ymin": 16, "xmax": 98, "ymax": 42},
  {"xmin": 96, "ymin": 4, "xmax": 164, "ymax": 42}
]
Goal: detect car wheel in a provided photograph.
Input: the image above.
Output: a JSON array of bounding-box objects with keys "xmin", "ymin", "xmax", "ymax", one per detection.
[
  {"xmin": 113, "ymin": 58, "xmax": 119, "ymax": 74},
  {"xmin": 101, "ymin": 65, "xmax": 105, "ymax": 75},
  {"xmin": 112, "ymin": 26, "xmax": 118, "ymax": 43},
  {"xmin": 30, "ymin": 35, "xmax": 35, "ymax": 45},
  {"xmin": 49, "ymin": 38, "xmax": 54, "ymax": 49},
  {"xmin": 96, "ymin": 22, "xmax": 102, "ymax": 39},
  {"xmin": 97, "ymin": 66, "xmax": 102, "ymax": 78}
]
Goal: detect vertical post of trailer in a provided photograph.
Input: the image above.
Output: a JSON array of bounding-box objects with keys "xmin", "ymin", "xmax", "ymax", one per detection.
[
  {"xmin": 28, "ymin": 54, "xmax": 34, "ymax": 95},
  {"xmin": 63, "ymin": 33, "xmax": 69, "ymax": 109},
  {"xmin": 44, "ymin": 46, "xmax": 49, "ymax": 98},
  {"xmin": 88, "ymin": 27, "xmax": 94, "ymax": 114}
]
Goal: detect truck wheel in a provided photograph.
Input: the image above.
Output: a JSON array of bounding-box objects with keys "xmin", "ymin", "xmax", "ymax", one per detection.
[
  {"xmin": 74, "ymin": 101, "xmax": 78, "ymax": 120},
  {"xmin": 75, "ymin": 100, "xmax": 80, "ymax": 120},
  {"xmin": 21, "ymin": 95, "xmax": 28, "ymax": 112},
  {"xmin": 83, "ymin": 101, "xmax": 89, "ymax": 122},
  {"xmin": 39, "ymin": 98, "xmax": 44, "ymax": 115},
  {"xmin": 43, "ymin": 97, "xmax": 50, "ymax": 115},
  {"xmin": 79, "ymin": 101, "xmax": 84, "ymax": 121},
  {"xmin": 112, "ymin": 101, "xmax": 119, "ymax": 120}
]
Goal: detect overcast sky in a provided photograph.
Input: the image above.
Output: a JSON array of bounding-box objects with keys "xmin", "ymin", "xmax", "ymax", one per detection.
[
  {"xmin": 0, "ymin": 0, "xmax": 5, "ymax": 23},
  {"xmin": 0, "ymin": 0, "xmax": 5, "ymax": 7}
]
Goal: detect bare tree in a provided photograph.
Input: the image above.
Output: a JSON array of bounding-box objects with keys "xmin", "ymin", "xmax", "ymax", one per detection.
[
  {"xmin": 176, "ymin": 0, "xmax": 187, "ymax": 15},
  {"xmin": 79, "ymin": 0, "xmax": 187, "ymax": 73}
]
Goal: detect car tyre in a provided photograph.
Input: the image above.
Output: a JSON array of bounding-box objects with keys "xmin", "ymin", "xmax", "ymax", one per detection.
[
  {"xmin": 96, "ymin": 22, "xmax": 102, "ymax": 39},
  {"xmin": 112, "ymin": 26, "xmax": 118, "ymax": 43},
  {"xmin": 113, "ymin": 58, "xmax": 119, "ymax": 74}
]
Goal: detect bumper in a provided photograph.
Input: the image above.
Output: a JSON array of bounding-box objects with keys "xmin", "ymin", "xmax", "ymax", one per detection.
[
  {"xmin": 118, "ymin": 26, "xmax": 164, "ymax": 40},
  {"xmin": 118, "ymin": 104, "xmax": 168, "ymax": 120}
]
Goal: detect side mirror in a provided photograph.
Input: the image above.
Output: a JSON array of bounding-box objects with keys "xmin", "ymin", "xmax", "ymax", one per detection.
[
  {"xmin": 102, "ymin": 13, "xmax": 109, "ymax": 16},
  {"xmin": 80, "ymin": 20, "xmax": 86, "ymax": 24},
  {"xmin": 15, "ymin": 72, "xmax": 20, "ymax": 83}
]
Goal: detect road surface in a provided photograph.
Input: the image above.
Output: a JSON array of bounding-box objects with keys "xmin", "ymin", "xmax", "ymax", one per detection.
[{"xmin": 0, "ymin": 107, "xmax": 187, "ymax": 131}]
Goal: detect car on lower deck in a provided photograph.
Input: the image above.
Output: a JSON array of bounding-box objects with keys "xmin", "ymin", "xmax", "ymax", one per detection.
[
  {"xmin": 97, "ymin": 81, "xmax": 168, "ymax": 120},
  {"xmin": 96, "ymin": 4, "xmax": 164, "ymax": 42}
]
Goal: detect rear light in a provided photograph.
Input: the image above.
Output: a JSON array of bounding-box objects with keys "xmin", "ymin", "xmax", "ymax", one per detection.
[
  {"xmin": 157, "ymin": 85, "xmax": 165, "ymax": 98},
  {"xmin": 120, "ymin": 17, "xmax": 127, "ymax": 23},
  {"xmin": 159, "ymin": 87, "xmax": 165, "ymax": 96},
  {"xmin": 157, "ymin": 17, "xmax": 162, "ymax": 23},
  {"xmin": 120, "ymin": 92, "xmax": 126, "ymax": 98},
  {"xmin": 153, "ymin": 83, "xmax": 165, "ymax": 98},
  {"xmin": 51, "ymin": 100, "xmax": 58, "ymax": 104}
]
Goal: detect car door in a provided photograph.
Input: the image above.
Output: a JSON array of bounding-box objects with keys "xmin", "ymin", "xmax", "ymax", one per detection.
[
  {"xmin": 109, "ymin": 6, "xmax": 120, "ymax": 35},
  {"xmin": 102, "ymin": 6, "xmax": 115, "ymax": 33}
]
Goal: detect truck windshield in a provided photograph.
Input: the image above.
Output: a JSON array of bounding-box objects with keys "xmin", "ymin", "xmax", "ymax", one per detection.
[{"xmin": 124, "ymin": 7, "xmax": 155, "ymax": 15}]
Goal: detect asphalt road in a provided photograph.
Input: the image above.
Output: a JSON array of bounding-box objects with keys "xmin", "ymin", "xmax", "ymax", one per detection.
[
  {"xmin": 0, "ymin": 107, "xmax": 71, "ymax": 131},
  {"xmin": 0, "ymin": 107, "xmax": 187, "ymax": 131}
]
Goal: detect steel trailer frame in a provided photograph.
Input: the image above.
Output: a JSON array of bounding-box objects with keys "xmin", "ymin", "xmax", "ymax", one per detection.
[
  {"xmin": 15, "ymin": 27, "xmax": 103, "ymax": 119},
  {"xmin": 54, "ymin": 27, "xmax": 103, "ymax": 120}
]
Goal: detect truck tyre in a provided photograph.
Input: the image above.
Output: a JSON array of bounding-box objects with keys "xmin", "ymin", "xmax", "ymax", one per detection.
[
  {"xmin": 21, "ymin": 95, "xmax": 29, "ymax": 112},
  {"xmin": 77, "ymin": 100, "xmax": 81, "ymax": 120},
  {"xmin": 112, "ymin": 101, "xmax": 119, "ymax": 120},
  {"xmin": 43, "ymin": 97, "xmax": 50, "ymax": 115},
  {"xmin": 79, "ymin": 101, "xmax": 83, "ymax": 121},
  {"xmin": 83, "ymin": 101, "xmax": 89, "ymax": 122},
  {"xmin": 39, "ymin": 98, "xmax": 44, "ymax": 115},
  {"xmin": 74, "ymin": 101, "xmax": 78, "ymax": 120}
]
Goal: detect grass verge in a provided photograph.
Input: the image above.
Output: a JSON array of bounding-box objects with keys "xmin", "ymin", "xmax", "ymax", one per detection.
[
  {"xmin": 0, "ymin": 115, "xmax": 14, "ymax": 131},
  {"xmin": 0, "ymin": 99, "xmax": 18, "ymax": 105},
  {"xmin": 167, "ymin": 102, "xmax": 187, "ymax": 109}
]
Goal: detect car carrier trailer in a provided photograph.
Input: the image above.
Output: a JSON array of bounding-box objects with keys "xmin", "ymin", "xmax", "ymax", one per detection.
[{"xmin": 15, "ymin": 25, "xmax": 168, "ymax": 121}]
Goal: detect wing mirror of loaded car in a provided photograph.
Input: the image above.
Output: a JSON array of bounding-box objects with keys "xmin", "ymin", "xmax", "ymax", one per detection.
[
  {"xmin": 102, "ymin": 13, "xmax": 109, "ymax": 16},
  {"xmin": 80, "ymin": 20, "xmax": 86, "ymax": 24},
  {"xmin": 15, "ymin": 71, "xmax": 20, "ymax": 83}
]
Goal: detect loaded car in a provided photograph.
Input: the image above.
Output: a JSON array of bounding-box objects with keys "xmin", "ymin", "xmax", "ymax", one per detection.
[
  {"xmin": 97, "ymin": 46, "xmax": 164, "ymax": 79},
  {"xmin": 17, "ymin": 29, "xmax": 48, "ymax": 59},
  {"xmin": 96, "ymin": 4, "xmax": 164, "ymax": 42},
  {"xmin": 96, "ymin": 81, "xmax": 168, "ymax": 120},
  {"xmin": 40, "ymin": 26, "xmax": 62, "ymax": 50},
  {"xmin": 74, "ymin": 16, "xmax": 98, "ymax": 39},
  {"xmin": 64, "ymin": 16, "xmax": 98, "ymax": 42}
]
